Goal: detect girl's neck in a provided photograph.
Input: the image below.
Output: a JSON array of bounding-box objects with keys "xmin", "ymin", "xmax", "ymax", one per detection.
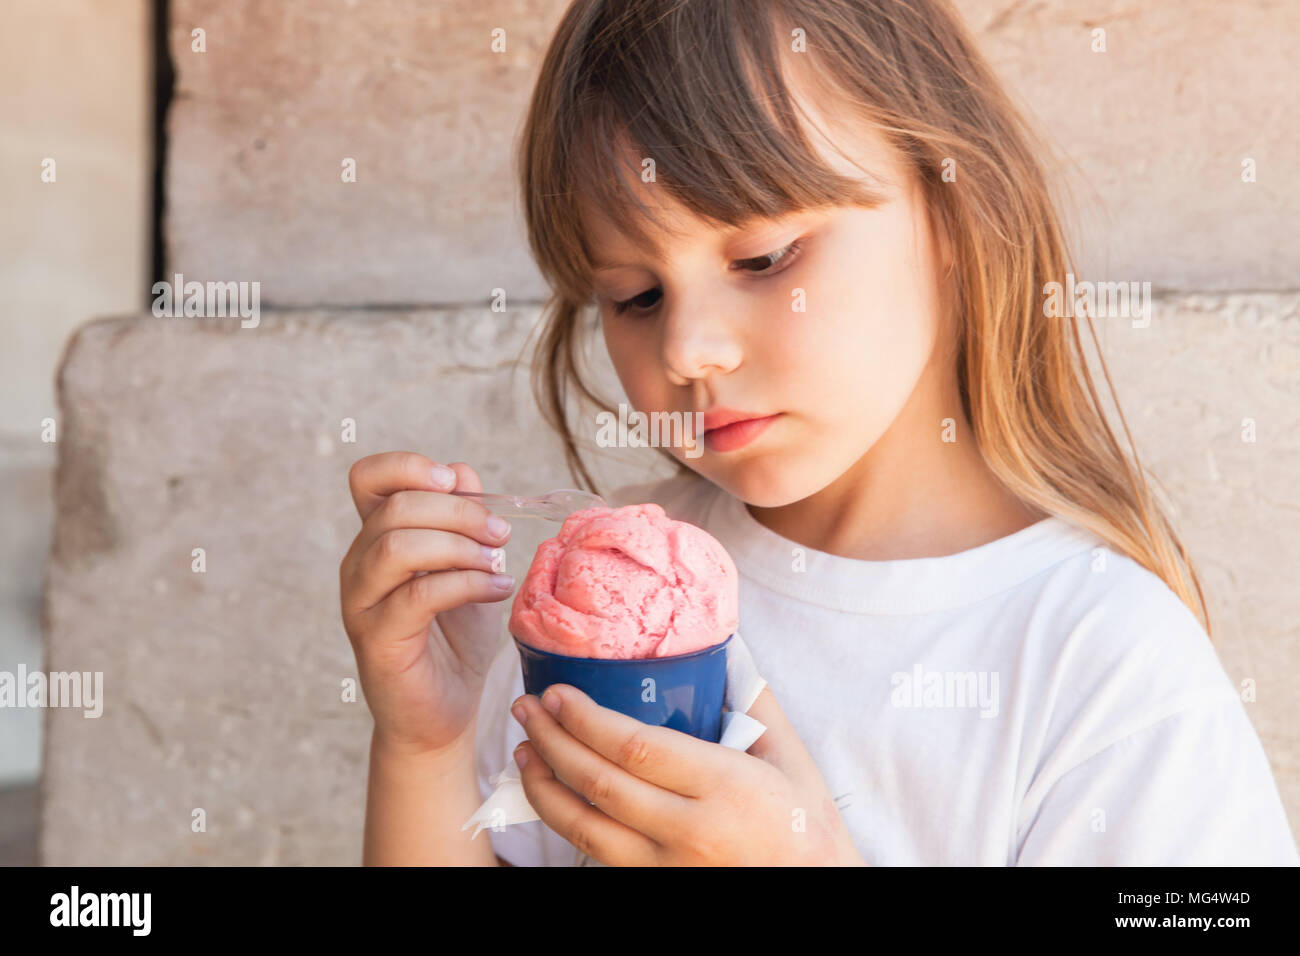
[
  {"xmin": 747, "ymin": 459, "xmax": 1043, "ymax": 561},
  {"xmin": 746, "ymin": 365, "xmax": 1046, "ymax": 561}
]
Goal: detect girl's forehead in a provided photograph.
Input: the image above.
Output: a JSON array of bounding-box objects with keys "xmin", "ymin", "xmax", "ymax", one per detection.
[
  {"xmin": 783, "ymin": 76, "xmax": 905, "ymax": 191},
  {"xmin": 578, "ymin": 190, "xmax": 699, "ymax": 258},
  {"xmin": 760, "ymin": 40, "xmax": 908, "ymax": 189}
]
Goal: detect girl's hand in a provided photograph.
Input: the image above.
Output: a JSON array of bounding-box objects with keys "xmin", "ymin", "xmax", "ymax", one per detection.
[
  {"xmin": 510, "ymin": 684, "xmax": 866, "ymax": 866},
  {"xmin": 340, "ymin": 452, "xmax": 515, "ymax": 757}
]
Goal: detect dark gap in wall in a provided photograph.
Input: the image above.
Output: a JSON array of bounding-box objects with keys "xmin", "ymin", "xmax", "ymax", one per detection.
[{"xmin": 150, "ymin": 0, "xmax": 174, "ymax": 289}]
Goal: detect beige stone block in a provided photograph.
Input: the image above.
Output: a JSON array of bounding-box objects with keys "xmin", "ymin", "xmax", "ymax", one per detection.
[
  {"xmin": 0, "ymin": 0, "xmax": 151, "ymax": 789},
  {"xmin": 0, "ymin": 0, "xmax": 151, "ymax": 432},
  {"xmin": 40, "ymin": 307, "xmax": 666, "ymax": 865},
  {"xmin": 166, "ymin": 0, "xmax": 1296, "ymax": 305},
  {"xmin": 165, "ymin": 0, "xmax": 568, "ymax": 305},
  {"xmin": 955, "ymin": 0, "xmax": 1298, "ymax": 290}
]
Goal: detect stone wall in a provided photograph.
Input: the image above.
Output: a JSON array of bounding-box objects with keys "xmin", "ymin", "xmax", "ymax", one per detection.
[
  {"xmin": 39, "ymin": 0, "xmax": 1300, "ymax": 863},
  {"xmin": 163, "ymin": 0, "xmax": 1300, "ymax": 303},
  {"xmin": 0, "ymin": 0, "xmax": 151, "ymax": 792}
]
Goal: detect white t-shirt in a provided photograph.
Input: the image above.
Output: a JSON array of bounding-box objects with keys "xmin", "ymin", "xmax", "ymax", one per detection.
[{"xmin": 474, "ymin": 471, "xmax": 1300, "ymax": 865}]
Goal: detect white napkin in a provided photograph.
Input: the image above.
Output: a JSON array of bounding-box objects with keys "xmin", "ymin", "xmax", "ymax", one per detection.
[{"xmin": 461, "ymin": 631, "xmax": 769, "ymax": 842}]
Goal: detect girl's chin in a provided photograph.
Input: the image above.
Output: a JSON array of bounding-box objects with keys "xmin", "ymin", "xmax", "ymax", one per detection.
[{"xmin": 703, "ymin": 467, "xmax": 812, "ymax": 510}]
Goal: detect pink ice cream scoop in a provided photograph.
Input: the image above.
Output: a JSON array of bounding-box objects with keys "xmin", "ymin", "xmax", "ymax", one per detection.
[{"xmin": 508, "ymin": 502, "xmax": 739, "ymax": 660}]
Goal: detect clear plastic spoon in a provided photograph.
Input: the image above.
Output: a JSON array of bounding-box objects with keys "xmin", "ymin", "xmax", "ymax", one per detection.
[{"xmin": 448, "ymin": 488, "xmax": 607, "ymax": 521}]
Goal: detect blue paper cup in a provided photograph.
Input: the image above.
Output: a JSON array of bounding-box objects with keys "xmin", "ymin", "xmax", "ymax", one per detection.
[{"xmin": 513, "ymin": 633, "xmax": 733, "ymax": 743}]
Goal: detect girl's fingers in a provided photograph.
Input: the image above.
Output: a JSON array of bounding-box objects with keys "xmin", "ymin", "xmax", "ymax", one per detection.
[
  {"xmin": 357, "ymin": 566, "xmax": 516, "ymax": 646},
  {"xmin": 517, "ymin": 685, "xmax": 737, "ymax": 799},
  {"xmin": 349, "ymin": 527, "xmax": 509, "ymax": 613},
  {"xmin": 511, "ymin": 693, "xmax": 697, "ymax": 844},
  {"xmin": 347, "ymin": 451, "xmax": 459, "ymax": 522},
  {"xmin": 339, "ymin": 456, "xmax": 516, "ymax": 645},
  {"xmin": 444, "ymin": 461, "xmax": 484, "ymax": 496},
  {"xmin": 515, "ymin": 742, "xmax": 662, "ymax": 866},
  {"xmin": 349, "ymin": 487, "xmax": 512, "ymax": 562}
]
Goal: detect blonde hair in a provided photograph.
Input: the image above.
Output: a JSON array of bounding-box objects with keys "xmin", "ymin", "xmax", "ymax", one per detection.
[{"xmin": 514, "ymin": 0, "xmax": 1212, "ymax": 637}]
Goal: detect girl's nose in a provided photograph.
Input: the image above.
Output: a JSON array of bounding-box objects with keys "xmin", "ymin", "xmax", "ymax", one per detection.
[{"xmin": 660, "ymin": 299, "xmax": 743, "ymax": 384}]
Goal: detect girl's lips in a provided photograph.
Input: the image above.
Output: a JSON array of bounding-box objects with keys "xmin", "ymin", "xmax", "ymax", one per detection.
[{"xmin": 704, "ymin": 413, "xmax": 783, "ymax": 452}]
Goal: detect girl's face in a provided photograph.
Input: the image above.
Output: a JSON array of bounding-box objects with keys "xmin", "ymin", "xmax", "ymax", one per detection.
[{"xmin": 584, "ymin": 104, "xmax": 954, "ymax": 509}]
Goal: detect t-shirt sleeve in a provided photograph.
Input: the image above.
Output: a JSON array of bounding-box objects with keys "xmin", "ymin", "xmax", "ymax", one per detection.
[
  {"xmin": 472, "ymin": 623, "xmax": 582, "ymax": 866},
  {"xmin": 1011, "ymin": 569, "xmax": 1299, "ymax": 867},
  {"xmin": 1015, "ymin": 692, "xmax": 1300, "ymax": 865}
]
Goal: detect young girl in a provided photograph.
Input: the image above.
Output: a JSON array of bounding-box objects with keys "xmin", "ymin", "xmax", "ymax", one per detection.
[{"xmin": 340, "ymin": 0, "xmax": 1298, "ymax": 865}]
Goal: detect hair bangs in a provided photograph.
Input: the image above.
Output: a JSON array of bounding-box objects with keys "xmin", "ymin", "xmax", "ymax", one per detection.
[{"xmin": 529, "ymin": 0, "xmax": 885, "ymax": 302}]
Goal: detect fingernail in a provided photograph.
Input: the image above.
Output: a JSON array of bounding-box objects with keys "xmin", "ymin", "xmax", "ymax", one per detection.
[
  {"xmin": 487, "ymin": 515, "xmax": 511, "ymax": 539},
  {"xmin": 513, "ymin": 744, "xmax": 530, "ymax": 769},
  {"xmin": 431, "ymin": 465, "xmax": 456, "ymax": 489},
  {"xmin": 511, "ymin": 703, "xmax": 527, "ymax": 726},
  {"xmin": 491, "ymin": 573, "xmax": 515, "ymax": 590},
  {"xmin": 542, "ymin": 689, "xmax": 561, "ymax": 715}
]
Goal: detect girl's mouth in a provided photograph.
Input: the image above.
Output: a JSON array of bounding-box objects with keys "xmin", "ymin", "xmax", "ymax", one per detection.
[{"xmin": 704, "ymin": 413, "xmax": 783, "ymax": 452}]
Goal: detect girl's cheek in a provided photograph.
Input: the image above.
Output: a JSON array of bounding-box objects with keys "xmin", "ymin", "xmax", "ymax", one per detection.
[
  {"xmin": 768, "ymin": 263, "xmax": 864, "ymax": 367},
  {"xmin": 608, "ymin": 338, "xmax": 670, "ymax": 408},
  {"xmin": 603, "ymin": 320, "xmax": 647, "ymax": 374}
]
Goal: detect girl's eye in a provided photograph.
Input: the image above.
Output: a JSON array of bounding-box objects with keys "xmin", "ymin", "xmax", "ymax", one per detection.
[
  {"xmin": 612, "ymin": 286, "xmax": 663, "ymax": 315},
  {"xmin": 610, "ymin": 238, "xmax": 807, "ymax": 316},
  {"xmin": 729, "ymin": 237, "xmax": 806, "ymax": 276}
]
